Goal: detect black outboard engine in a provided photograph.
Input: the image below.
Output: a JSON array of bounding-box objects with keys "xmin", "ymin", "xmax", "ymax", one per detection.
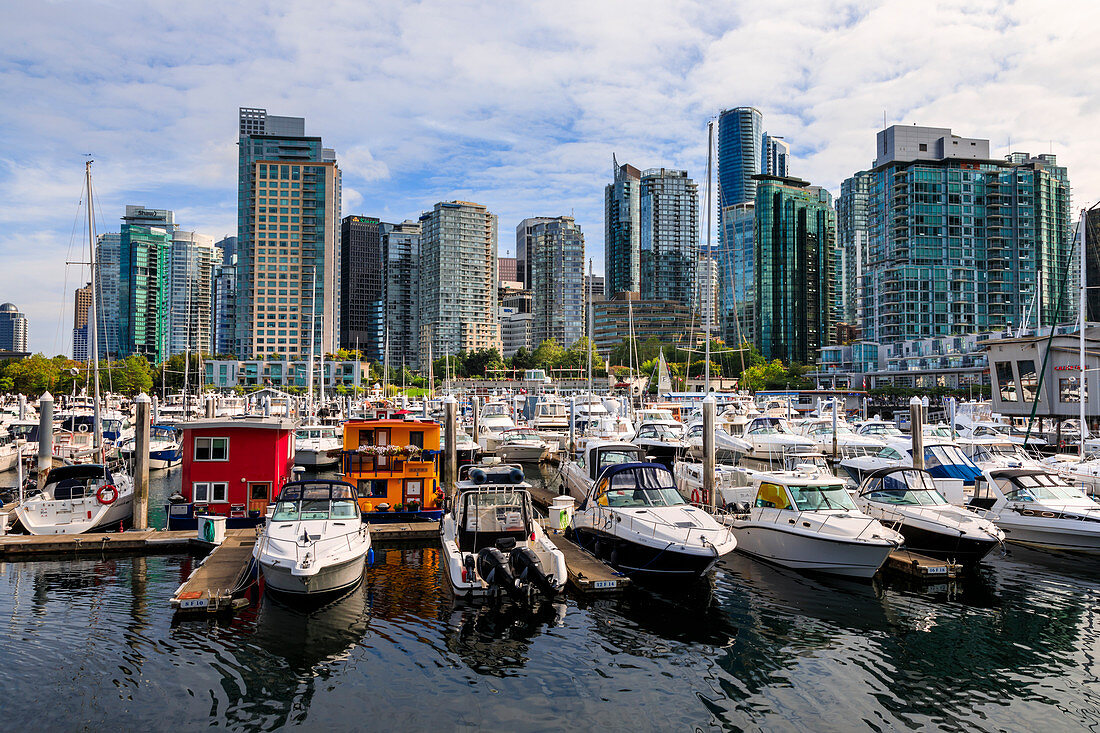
[
  {"xmin": 477, "ymin": 544, "xmax": 519, "ymax": 598},
  {"xmin": 510, "ymin": 546, "xmax": 557, "ymax": 598}
]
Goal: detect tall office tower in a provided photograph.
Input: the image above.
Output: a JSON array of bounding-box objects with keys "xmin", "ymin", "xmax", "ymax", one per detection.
[
  {"xmin": 836, "ymin": 170, "xmax": 873, "ymax": 327},
  {"xmin": 95, "ymin": 232, "xmax": 121, "ymax": 359},
  {"xmin": 339, "ymin": 215, "xmax": 385, "ymax": 359},
  {"xmin": 236, "ymin": 107, "xmax": 341, "ymax": 359},
  {"xmin": 1087, "ymin": 210, "xmax": 1100, "ymax": 322},
  {"xmin": 529, "ymin": 216, "xmax": 585, "ymax": 347},
  {"xmin": 212, "ymin": 257, "xmax": 237, "ymax": 356},
  {"xmin": 73, "ymin": 282, "xmax": 92, "ymax": 360},
  {"xmin": 166, "ymin": 231, "xmax": 217, "ymax": 357},
  {"xmin": 498, "ymin": 256, "xmax": 519, "ymax": 284},
  {"xmin": 754, "ymin": 175, "xmax": 837, "ymax": 364},
  {"xmin": 639, "ymin": 168, "xmax": 699, "ymax": 306},
  {"xmin": 0, "ymin": 303, "xmax": 28, "ymax": 353},
  {"xmin": 419, "ymin": 201, "xmax": 499, "ymax": 362},
  {"xmin": 119, "ymin": 206, "xmax": 175, "ymax": 363},
  {"xmin": 718, "ymin": 202, "xmax": 754, "ymax": 344},
  {"xmin": 384, "ymin": 220, "xmax": 421, "ymax": 371},
  {"xmin": 604, "ymin": 157, "xmax": 642, "ymax": 298},
  {"xmin": 858, "ymin": 125, "xmax": 1073, "ymax": 343},
  {"xmin": 762, "ymin": 133, "xmax": 790, "ymax": 177},
  {"xmin": 516, "ymin": 217, "xmax": 557, "ymax": 288},
  {"xmin": 717, "ymin": 107, "xmax": 762, "ymax": 209}
]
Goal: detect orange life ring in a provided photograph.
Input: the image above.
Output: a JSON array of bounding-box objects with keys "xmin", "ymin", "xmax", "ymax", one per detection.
[{"xmin": 97, "ymin": 484, "xmax": 118, "ymax": 505}]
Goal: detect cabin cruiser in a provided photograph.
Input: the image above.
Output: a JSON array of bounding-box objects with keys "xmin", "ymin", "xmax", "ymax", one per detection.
[
  {"xmin": 720, "ymin": 471, "xmax": 903, "ymax": 578},
  {"xmin": 496, "ymin": 427, "xmax": 552, "ymax": 463},
  {"xmin": 571, "ymin": 396, "xmax": 610, "ymax": 433},
  {"xmin": 118, "ymin": 424, "xmax": 182, "ymax": 470},
  {"xmin": 559, "ymin": 440, "xmax": 645, "ymax": 501},
  {"xmin": 440, "ymin": 464, "xmax": 567, "ymax": 601},
  {"xmin": 530, "ymin": 395, "xmax": 569, "ymax": 433},
  {"xmin": 568, "ymin": 462, "xmax": 736, "ymax": 578},
  {"xmin": 799, "ymin": 418, "xmax": 885, "ymax": 458},
  {"xmin": 1042, "ymin": 453, "xmax": 1100, "ymax": 496},
  {"xmin": 294, "ymin": 425, "xmax": 341, "ymax": 468},
  {"xmin": 0, "ymin": 432, "xmax": 18, "ymax": 472},
  {"xmin": 968, "ymin": 468, "xmax": 1100, "ymax": 553},
  {"xmin": 683, "ymin": 420, "xmax": 752, "ymax": 462},
  {"xmin": 14, "ymin": 464, "xmax": 134, "ymax": 535},
  {"xmin": 963, "ymin": 439, "xmax": 1046, "ymax": 471},
  {"xmin": 839, "ymin": 438, "xmax": 983, "ymax": 491},
  {"xmin": 735, "ymin": 416, "xmax": 818, "ymax": 468},
  {"xmin": 632, "ymin": 421, "xmax": 687, "ymax": 469},
  {"xmin": 254, "ymin": 480, "xmax": 371, "ymax": 596},
  {"xmin": 633, "ymin": 408, "xmax": 685, "ymax": 439},
  {"xmin": 477, "ymin": 405, "xmax": 517, "ymax": 453},
  {"xmin": 854, "ymin": 420, "xmax": 905, "ymax": 440},
  {"xmin": 855, "ymin": 467, "xmax": 1003, "ymax": 564}
]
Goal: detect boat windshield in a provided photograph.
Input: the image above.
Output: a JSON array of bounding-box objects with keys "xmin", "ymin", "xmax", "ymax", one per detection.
[
  {"xmin": 596, "ymin": 449, "xmax": 643, "ymax": 470},
  {"xmin": 636, "ymin": 425, "xmax": 679, "ymax": 441},
  {"xmin": 747, "ymin": 418, "xmax": 795, "ymax": 436},
  {"xmin": 273, "ymin": 482, "xmax": 359, "ymax": 521},
  {"xmin": 864, "ymin": 470, "xmax": 947, "ymax": 506},
  {"xmin": 921, "ymin": 445, "xmax": 975, "ymax": 469},
  {"xmin": 1002, "ymin": 473, "xmax": 1092, "ymax": 504},
  {"xmin": 925, "ymin": 426, "xmax": 954, "ymax": 438},
  {"xmin": 787, "ymin": 483, "xmax": 857, "ymax": 511},
  {"xmin": 809, "ymin": 423, "xmax": 853, "ymax": 436},
  {"xmin": 862, "ymin": 423, "xmax": 903, "ymax": 437},
  {"xmin": 598, "ymin": 467, "xmax": 684, "ymax": 508},
  {"xmin": 505, "ymin": 430, "xmax": 540, "ymax": 441}
]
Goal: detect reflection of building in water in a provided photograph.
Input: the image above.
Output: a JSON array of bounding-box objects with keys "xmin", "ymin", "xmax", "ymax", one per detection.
[{"xmin": 364, "ymin": 547, "xmax": 445, "ymax": 619}]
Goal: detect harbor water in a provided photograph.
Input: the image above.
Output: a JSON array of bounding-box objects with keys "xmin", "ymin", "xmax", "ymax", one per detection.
[{"xmin": 2, "ymin": 465, "xmax": 1100, "ymax": 730}]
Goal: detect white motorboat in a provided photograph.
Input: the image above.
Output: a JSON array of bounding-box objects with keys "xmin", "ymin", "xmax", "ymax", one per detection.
[
  {"xmin": 568, "ymin": 462, "xmax": 737, "ymax": 578},
  {"xmin": 632, "ymin": 421, "xmax": 687, "ymax": 469},
  {"xmin": 633, "ymin": 408, "xmax": 685, "ymax": 439},
  {"xmin": 531, "ymin": 395, "xmax": 569, "ymax": 432},
  {"xmin": 440, "ymin": 464, "xmax": 567, "ymax": 600},
  {"xmin": 838, "ymin": 437, "xmax": 984, "ymax": 491},
  {"xmin": 800, "ymin": 418, "xmax": 885, "ymax": 458},
  {"xmin": 720, "ymin": 470, "xmax": 903, "ymax": 578},
  {"xmin": 559, "ymin": 439, "xmax": 645, "ymax": 501},
  {"xmin": 14, "ymin": 464, "xmax": 134, "ymax": 535},
  {"xmin": 119, "ymin": 424, "xmax": 182, "ymax": 470},
  {"xmin": 294, "ymin": 425, "xmax": 342, "ymax": 468},
  {"xmin": 736, "ymin": 416, "xmax": 818, "ymax": 467},
  {"xmin": 0, "ymin": 432, "xmax": 18, "ymax": 472},
  {"xmin": 967, "ymin": 468, "xmax": 1100, "ymax": 554},
  {"xmin": 477, "ymin": 402, "xmax": 517, "ymax": 453},
  {"xmin": 854, "ymin": 419, "xmax": 905, "ymax": 440},
  {"xmin": 495, "ymin": 427, "xmax": 551, "ymax": 463},
  {"xmin": 683, "ymin": 420, "xmax": 752, "ymax": 462},
  {"xmin": 855, "ymin": 467, "xmax": 1003, "ymax": 564},
  {"xmin": 254, "ymin": 479, "xmax": 371, "ymax": 596}
]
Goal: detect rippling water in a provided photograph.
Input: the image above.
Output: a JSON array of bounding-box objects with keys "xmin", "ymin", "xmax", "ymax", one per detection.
[{"xmin": 2, "ymin": 465, "xmax": 1100, "ymax": 730}]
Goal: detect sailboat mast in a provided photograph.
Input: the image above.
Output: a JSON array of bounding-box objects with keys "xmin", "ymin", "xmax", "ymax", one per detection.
[
  {"xmin": 704, "ymin": 120, "xmax": 714, "ymax": 394},
  {"xmin": 85, "ymin": 161, "xmax": 103, "ymax": 460},
  {"xmin": 1080, "ymin": 207, "xmax": 1088, "ymax": 457},
  {"xmin": 587, "ymin": 258, "xmax": 593, "ymax": 400},
  {"xmin": 307, "ymin": 266, "xmax": 317, "ymax": 419}
]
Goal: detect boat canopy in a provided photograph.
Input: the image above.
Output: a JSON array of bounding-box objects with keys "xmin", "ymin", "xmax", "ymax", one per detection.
[
  {"xmin": 46, "ymin": 464, "xmax": 111, "ymax": 485},
  {"xmin": 913, "ymin": 445, "xmax": 982, "ymax": 483},
  {"xmin": 857, "ymin": 467, "xmax": 947, "ymax": 506},
  {"xmin": 591, "ymin": 463, "xmax": 684, "ymax": 508},
  {"xmin": 272, "ymin": 480, "xmax": 358, "ymax": 521}
]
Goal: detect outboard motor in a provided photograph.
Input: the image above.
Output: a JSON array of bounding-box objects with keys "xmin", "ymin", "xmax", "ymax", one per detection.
[
  {"xmin": 477, "ymin": 543, "xmax": 518, "ymax": 598},
  {"xmin": 510, "ymin": 546, "xmax": 557, "ymax": 598}
]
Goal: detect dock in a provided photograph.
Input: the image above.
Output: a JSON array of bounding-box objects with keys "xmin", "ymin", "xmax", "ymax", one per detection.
[
  {"xmin": 884, "ymin": 549, "xmax": 962, "ymax": 579},
  {"xmin": 546, "ymin": 530, "xmax": 631, "ymax": 594},
  {"xmin": 171, "ymin": 528, "xmax": 259, "ymax": 614},
  {"xmin": 0, "ymin": 528, "xmax": 199, "ymax": 558},
  {"xmin": 368, "ymin": 521, "xmax": 440, "ymax": 541}
]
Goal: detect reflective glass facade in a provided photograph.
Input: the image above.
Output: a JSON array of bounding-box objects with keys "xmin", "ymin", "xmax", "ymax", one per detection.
[
  {"xmin": 530, "ymin": 216, "xmax": 585, "ymax": 347},
  {"xmin": 385, "ymin": 221, "xmax": 421, "ymax": 370},
  {"xmin": 339, "ymin": 215, "xmax": 384, "ymax": 359},
  {"xmin": 604, "ymin": 159, "xmax": 641, "ymax": 297},
  {"xmin": 639, "ymin": 168, "xmax": 698, "ymax": 306},
  {"xmin": 719, "ymin": 203, "xmax": 755, "ymax": 344}
]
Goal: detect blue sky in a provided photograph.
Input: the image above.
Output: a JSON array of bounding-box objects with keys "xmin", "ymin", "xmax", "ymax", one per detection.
[{"xmin": 3, "ymin": 0, "xmax": 1099, "ymax": 355}]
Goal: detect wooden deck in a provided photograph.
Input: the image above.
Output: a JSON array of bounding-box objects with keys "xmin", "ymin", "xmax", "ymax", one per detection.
[
  {"xmin": 546, "ymin": 530, "xmax": 630, "ymax": 594},
  {"xmin": 171, "ymin": 528, "xmax": 259, "ymax": 614},
  {"xmin": 884, "ymin": 549, "xmax": 962, "ymax": 579},
  {"xmin": 368, "ymin": 521, "xmax": 440, "ymax": 541},
  {"xmin": 0, "ymin": 529, "xmax": 198, "ymax": 557}
]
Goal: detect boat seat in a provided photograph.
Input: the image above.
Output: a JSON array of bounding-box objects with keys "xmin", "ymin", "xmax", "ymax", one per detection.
[{"xmin": 457, "ymin": 528, "xmax": 529, "ymax": 553}]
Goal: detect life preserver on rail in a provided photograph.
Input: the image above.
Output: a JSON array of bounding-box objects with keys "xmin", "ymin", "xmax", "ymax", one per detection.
[
  {"xmin": 97, "ymin": 484, "xmax": 118, "ymax": 505},
  {"xmin": 691, "ymin": 489, "xmax": 700, "ymax": 505},
  {"xmin": 78, "ymin": 423, "xmax": 90, "ymax": 433}
]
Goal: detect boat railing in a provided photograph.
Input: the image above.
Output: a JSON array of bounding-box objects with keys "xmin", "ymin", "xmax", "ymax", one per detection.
[
  {"xmin": 597, "ymin": 501, "xmax": 735, "ymax": 548},
  {"xmin": 756, "ymin": 505, "xmax": 891, "ymax": 543}
]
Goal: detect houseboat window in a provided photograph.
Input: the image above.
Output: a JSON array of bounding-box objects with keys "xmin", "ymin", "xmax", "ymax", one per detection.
[
  {"xmin": 193, "ymin": 482, "xmax": 228, "ymax": 503},
  {"xmin": 195, "ymin": 437, "xmax": 229, "ymax": 461},
  {"xmin": 358, "ymin": 429, "xmax": 373, "ymax": 447},
  {"xmin": 409, "ymin": 431, "xmax": 424, "ymax": 449},
  {"xmin": 249, "ymin": 482, "xmax": 270, "ymax": 500},
  {"xmin": 357, "ymin": 479, "xmax": 388, "ymax": 498}
]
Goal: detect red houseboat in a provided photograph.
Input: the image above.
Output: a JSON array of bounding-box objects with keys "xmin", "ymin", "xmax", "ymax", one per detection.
[{"xmin": 166, "ymin": 416, "xmax": 296, "ymax": 530}]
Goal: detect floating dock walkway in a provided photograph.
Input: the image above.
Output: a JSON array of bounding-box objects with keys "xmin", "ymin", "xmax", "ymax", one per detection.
[
  {"xmin": 0, "ymin": 529, "xmax": 198, "ymax": 558},
  {"xmin": 545, "ymin": 530, "xmax": 631, "ymax": 594},
  {"xmin": 171, "ymin": 528, "xmax": 258, "ymax": 614},
  {"xmin": 884, "ymin": 549, "xmax": 962, "ymax": 579}
]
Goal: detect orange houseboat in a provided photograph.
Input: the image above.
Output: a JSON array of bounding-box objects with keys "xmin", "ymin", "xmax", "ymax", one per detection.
[
  {"xmin": 340, "ymin": 419, "xmax": 443, "ymax": 522},
  {"xmin": 166, "ymin": 416, "xmax": 296, "ymax": 530}
]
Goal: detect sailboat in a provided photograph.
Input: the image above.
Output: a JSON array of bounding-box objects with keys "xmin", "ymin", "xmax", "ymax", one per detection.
[{"xmin": 14, "ymin": 161, "xmax": 135, "ymax": 534}]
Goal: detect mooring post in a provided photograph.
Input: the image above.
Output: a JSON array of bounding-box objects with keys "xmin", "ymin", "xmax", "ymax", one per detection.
[
  {"xmin": 471, "ymin": 395, "xmax": 480, "ymax": 458},
  {"xmin": 910, "ymin": 396, "xmax": 924, "ymax": 470},
  {"xmin": 703, "ymin": 393, "xmax": 716, "ymax": 510},
  {"xmin": 444, "ymin": 395, "xmax": 458, "ymax": 493},
  {"xmin": 133, "ymin": 393, "xmax": 151, "ymax": 530},
  {"xmin": 37, "ymin": 392, "xmax": 53, "ymax": 492}
]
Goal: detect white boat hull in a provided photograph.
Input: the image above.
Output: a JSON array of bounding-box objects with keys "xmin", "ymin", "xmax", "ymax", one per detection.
[
  {"xmin": 294, "ymin": 448, "xmax": 340, "ymax": 468},
  {"xmin": 726, "ymin": 520, "xmax": 895, "ymax": 578},
  {"xmin": 497, "ymin": 444, "xmax": 549, "ymax": 462},
  {"xmin": 259, "ymin": 552, "xmax": 366, "ymax": 595},
  {"xmin": 15, "ymin": 493, "xmax": 134, "ymax": 535}
]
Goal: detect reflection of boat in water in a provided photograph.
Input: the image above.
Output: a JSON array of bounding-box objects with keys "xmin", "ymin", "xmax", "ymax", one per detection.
[
  {"xmin": 253, "ymin": 582, "xmax": 372, "ymax": 671},
  {"xmin": 441, "ymin": 598, "xmax": 565, "ymax": 676}
]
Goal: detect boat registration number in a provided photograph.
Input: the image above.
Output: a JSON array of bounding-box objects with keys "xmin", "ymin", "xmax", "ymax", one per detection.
[
  {"xmin": 178, "ymin": 597, "xmax": 209, "ymax": 609},
  {"xmin": 593, "ymin": 580, "xmax": 618, "ymax": 589},
  {"xmin": 925, "ymin": 566, "xmax": 948, "ymax": 575}
]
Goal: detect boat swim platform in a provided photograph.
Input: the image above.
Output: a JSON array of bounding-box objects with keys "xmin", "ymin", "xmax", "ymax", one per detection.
[{"xmin": 884, "ymin": 549, "xmax": 962, "ymax": 580}]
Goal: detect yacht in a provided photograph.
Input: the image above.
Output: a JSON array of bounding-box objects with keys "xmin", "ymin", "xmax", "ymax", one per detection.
[
  {"xmin": 119, "ymin": 424, "xmax": 182, "ymax": 470},
  {"xmin": 294, "ymin": 425, "xmax": 341, "ymax": 468},
  {"xmin": 683, "ymin": 420, "xmax": 752, "ymax": 462},
  {"xmin": 720, "ymin": 471, "xmax": 903, "ymax": 578},
  {"xmin": 0, "ymin": 432, "xmax": 19, "ymax": 472},
  {"xmin": 632, "ymin": 421, "xmax": 687, "ymax": 469},
  {"xmin": 530, "ymin": 395, "xmax": 569, "ymax": 432},
  {"xmin": 477, "ymin": 401, "xmax": 517, "ymax": 453},
  {"xmin": 496, "ymin": 427, "xmax": 552, "ymax": 463},
  {"xmin": 854, "ymin": 419, "xmax": 905, "ymax": 440},
  {"xmin": 254, "ymin": 479, "xmax": 371, "ymax": 596},
  {"xmin": 559, "ymin": 439, "xmax": 645, "ymax": 501},
  {"xmin": 839, "ymin": 437, "xmax": 983, "ymax": 493},
  {"xmin": 568, "ymin": 462, "xmax": 737, "ymax": 578},
  {"xmin": 14, "ymin": 464, "xmax": 134, "ymax": 535},
  {"xmin": 855, "ymin": 467, "xmax": 1003, "ymax": 564},
  {"xmin": 967, "ymin": 468, "xmax": 1100, "ymax": 553},
  {"xmin": 735, "ymin": 416, "xmax": 818, "ymax": 468},
  {"xmin": 633, "ymin": 408, "xmax": 685, "ymax": 439},
  {"xmin": 440, "ymin": 464, "xmax": 567, "ymax": 601},
  {"xmin": 799, "ymin": 418, "xmax": 886, "ymax": 457}
]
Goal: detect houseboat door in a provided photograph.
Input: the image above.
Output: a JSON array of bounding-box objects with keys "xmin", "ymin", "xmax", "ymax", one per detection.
[
  {"xmin": 403, "ymin": 479, "xmax": 423, "ymax": 506},
  {"xmin": 375, "ymin": 428, "xmax": 391, "ymax": 468},
  {"xmin": 249, "ymin": 482, "xmax": 271, "ymax": 515}
]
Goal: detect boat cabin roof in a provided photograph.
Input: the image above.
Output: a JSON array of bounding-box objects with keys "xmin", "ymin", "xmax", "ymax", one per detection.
[
  {"xmin": 276, "ymin": 479, "xmax": 357, "ymax": 502},
  {"xmin": 751, "ymin": 470, "xmax": 846, "ymax": 487},
  {"xmin": 47, "ymin": 464, "xmax": 111, "ymax": 484},
  {"xmin": 597, "ymin": 462, "xmax": 675, "ymax": 488}
]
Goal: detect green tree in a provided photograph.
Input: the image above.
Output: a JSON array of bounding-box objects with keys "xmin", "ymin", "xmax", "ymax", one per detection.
[{"xmin": 531, "ymin": 339, "xmax": 564, "ymax": 369}]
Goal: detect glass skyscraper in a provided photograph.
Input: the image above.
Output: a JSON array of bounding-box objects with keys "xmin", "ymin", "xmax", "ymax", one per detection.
[
  {"xmin": 754, "ymin": 175, "xmax": 837, "ymax": 364},
  {"xmin": 639, "ymin": 168, "xmax": 698, "ymax": 307},
  {"xmin": 762, "ymin": 133, "xmax": 790, "ymax": 177},
  {"xmin": 339, "ymin": 215, "xmax": 385, "ymax": 359},
  {"xmin": 530, "ymin": 216, "xmax": 585, "ymax": 347},
  {"xmin": 119, "ymin": 206, "xmax": 174, "ymax": 363},
  {"xmin": 604, "ymin": 157, "xmax": 641, "ymax": 298},
  {"xmin": 717, "ymin": 107, "xmax": 762, "ymax": 346},
  {"xmin": 166, "ymin": 230, "xmax": 217, "ymax": 357},
  {"xmin": 717, "ymin": 107, "xmax": 762, "ymax": 210},
  {"xmin": 384, "ymin": 220, "xmax": 421, "ymax": 370},
  {"xmin": 718, "ymin": 202, "xmax": 755, "ymax": 344},
  {"xmin": 236, "ymin": 107, "xmax": 341, "ymax": 359},
  {"xmin": 836, "ymin": 171, "xmax": 873, "ymax": 327}
]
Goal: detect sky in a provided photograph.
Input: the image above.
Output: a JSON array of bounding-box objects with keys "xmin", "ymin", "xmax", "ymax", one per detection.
[{"xmin": 3, "ymin": 0, "xmax": 1100, "ymax": 355}]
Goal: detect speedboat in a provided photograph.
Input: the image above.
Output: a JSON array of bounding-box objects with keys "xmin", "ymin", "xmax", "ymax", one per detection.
[
  {"xmin": 632, "ymin": 421, "xmax": 687, "ymax": 469},
  {"xmin": 720, "ymin": 470, "xmax": 903, "ymax": 578},
  {"xmin": 799, "ymin": 418, "xmax": 885, "ymax": 458},
  {"xmin": 633, "ymin": 408, "xmax": 685, "ymax": 439},
  {"xmin": 14, "ymin": 464, "xmax": 134, "ymax": 535},
  {"xmin": 495, "ymin": 427, "xmax": 551, "ymax": 463},
  {"xmin": 531, "ymin": 395, "xmax": 569, "ymax": 432},
  {"xmin": 855, "ymin": 467, "xmax": 1003, "ymax": 564},
  {"xmin": 967, "ymin": 468, "xmax": 1100, "ymax": 554},
  {"xmin": 294, "ymin": 425, "xmax": 341, "ymax": 468},
  {"xmin": 735, "ymin": 416, "xmax": 818, "ymax": 468},
  {"xmin": 254, "ymin": 479, "xmax": 371, "ymax": 596},
  {"xmin": 440, "ymin": 464, "xmax": 567, "ymax": 601},
  {"xmin": 559, "ymin": 439, "xmax": 645, "ymax": 501},
  {"xmin": 477, "ymin": 403, "xmax": 517, "ymax": 453},
  {"xmin": 568, "ymin": 462, "xmax": 737, "ymax": 579},
  {"xmin": 839, "ymin": 437, "xmax": 983, "ymax": 492},
  {"xmin": 683, "ymin": 420, "xmax": 752, "ymax": 462},
  {"xmin": 119, "ymin": 424, "xmax": 182, "ymax": 470}
]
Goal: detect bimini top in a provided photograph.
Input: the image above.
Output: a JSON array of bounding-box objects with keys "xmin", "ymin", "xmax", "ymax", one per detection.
[
  {"xmin": 276, "ymin": 479, "xmax": 356, "ymax": 502},
  {"xmin": 862, "ymin": 466, "xmax": 934, "ymax": 482},
  {"xmin": 46, "ymin": 464, "xmax": 111, "ymax": 484}
]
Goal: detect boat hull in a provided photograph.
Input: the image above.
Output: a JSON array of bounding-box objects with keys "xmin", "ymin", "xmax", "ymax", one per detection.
[
  {"xmin": 893, "ymin": 522, "xmax": 1000, "ymax": 564},
  {"xmin": 995, "ymin": 518, "xmax": 1100, "ymax": 554},
  {"xmin": 294, "ymin": 448, "xmax": 340, "ymax": 468},
  {"xmin": 728, "ymin": 522, "xmax": 895, "ymax": 578},
  {"xmin": 16, "ymin": 494, "xmax": 134, "ymax": 535},
  {"xmin": 259, "ymin": 552, "xmax": 367, "ymax": 596},
  {"xmin": 569, "ymin": 526, "xmax": 721, "ymax": 578}
]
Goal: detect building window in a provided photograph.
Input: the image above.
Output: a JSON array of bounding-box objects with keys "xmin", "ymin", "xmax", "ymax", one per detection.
[
  {"xmin": 409, "ymin": 431, "xmax": 424, "ymax": 449},
  {"xmin": 1017, "ymin": 360, "xmax": 1039, "ymax": 402},
  {"xmin": 995, "ymin": 361, "xmax": 1017, "ymax": 402},
  {"xmin": 195, "ymin": 437, "xmax": 229, "ymax": 461},
  {"xmin": 193, "ymin": 482, "xmax": 228, "ymax": 503},
  {"xmin": 1059, "ymin": 376, "xmax": 1087, "ymax": 403},
  {"xmin": 357, "ymin": 479, "xmax": 388, "ymax": 499},
  {"xmin": 919, "ymin": 143, "xmax": 928, "ymax": 152}
]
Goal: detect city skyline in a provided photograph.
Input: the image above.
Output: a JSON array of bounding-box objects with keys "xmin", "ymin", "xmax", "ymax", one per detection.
[{"xmin": 3, "ymin": 1, "xmax": 1100, "ymax": 354}]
